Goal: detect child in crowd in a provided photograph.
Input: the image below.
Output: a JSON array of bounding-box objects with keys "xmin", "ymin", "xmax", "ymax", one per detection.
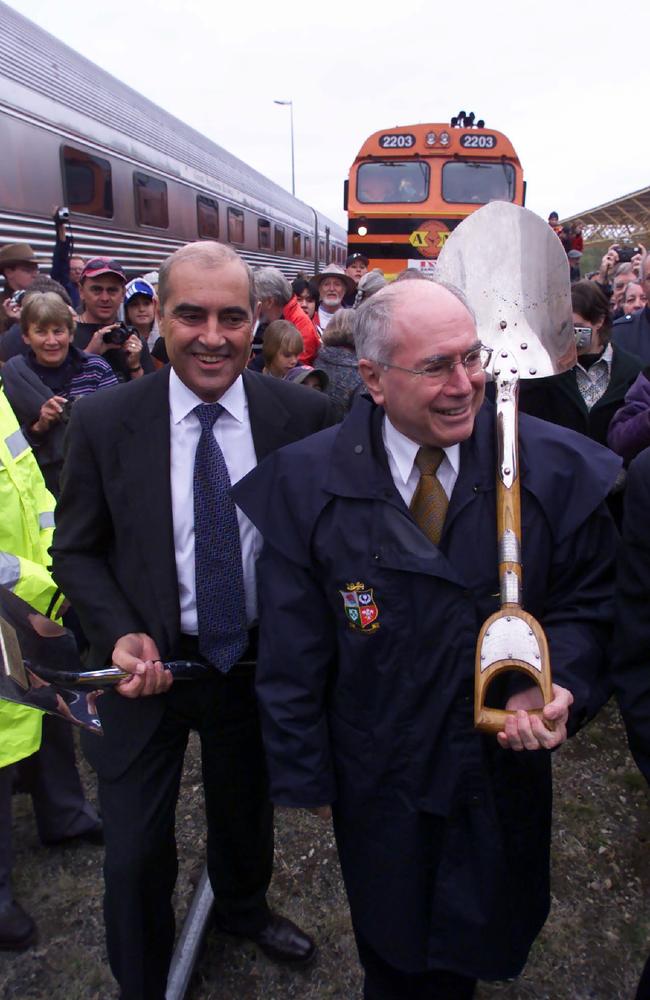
[{"xmin": 262, "ymin": 320, "xmax": 303, "ymax": 378}]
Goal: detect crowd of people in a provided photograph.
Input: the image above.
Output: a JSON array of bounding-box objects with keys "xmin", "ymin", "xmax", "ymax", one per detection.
[{"xmin": 0, "ymin": 210, "xmax": 649, "ymax": 1000}]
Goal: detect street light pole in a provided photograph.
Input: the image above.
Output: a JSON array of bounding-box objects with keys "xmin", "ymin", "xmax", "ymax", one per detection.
[{"xmin": 273, "ymin": 99, "xmax": 295, "ymax": 196}]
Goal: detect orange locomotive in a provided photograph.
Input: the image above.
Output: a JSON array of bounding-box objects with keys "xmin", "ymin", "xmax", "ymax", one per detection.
[{"xmin": 345, "ymin": 112, "xmax": 525, "ymax": 279}]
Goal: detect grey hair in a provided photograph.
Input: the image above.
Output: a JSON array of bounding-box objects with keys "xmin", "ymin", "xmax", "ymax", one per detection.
[
  {"xmin": 322, "ymin": 308, "xmax": 357, "ymax": 348},
  {"xmin": 252, "ymin": 266, "xmax": 292, "ymax": 307},
  {"xmin": 353, "ymin": 268, "xmax": 387, "ymax": 309},
  {"xmin": 354, "ymin": 278, "xmax": 476, "ymax": 362},
  {"xmin": 623, "ymin": 280, "xmax": 644, "ymax": 299},
  {"xmin": 158, "ymin": 242, "xmax": 255, "ymax": 314},
  {"xmin": 613, "ymin": 262, "xmax": 635, "ymax": 279}
]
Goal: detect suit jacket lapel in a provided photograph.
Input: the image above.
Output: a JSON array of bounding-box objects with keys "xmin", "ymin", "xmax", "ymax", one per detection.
[
  {"xmin": 243, "ymin": 369, "xmax": 292, "ymax": 460},
  {"xmin": 119, "ymin": 368, "xmax": 180, "ymax": 647}
]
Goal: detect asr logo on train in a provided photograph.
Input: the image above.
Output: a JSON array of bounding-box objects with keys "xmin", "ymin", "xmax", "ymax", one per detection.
[
  {"xmin": 409, "ymin": 219, "xmax": 450, "ymax": 258},
  {"xmin": 340, "ymin": 582, "xmax": 380, "ymax": 633}
]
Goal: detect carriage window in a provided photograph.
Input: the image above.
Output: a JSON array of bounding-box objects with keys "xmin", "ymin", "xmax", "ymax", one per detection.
[
  {"xmin": 134, "ymin": 173, "xmax": 168, "ymax": 228},
  {"xmin": 62, "ymin": 145, "xmax": 113, "ymax": 218},
  {"xmin": 305, "ymin": 236, "xmax": 312, "ymax": 258},
  {"xmin": 357, "ymin": 161, "xmax": 429, "ymax": 204},
  {"xmin": 274, "ymin": 226, "xmax": 286, "ymax": 252},
  {"xmin": 228, "ymin": 208, "xmax": 245, "ymax": 244},
  {"xmin": 319, "ymin": 240, "xmax": 325, "ymax": 262},
  {"xmin": 442, "ymin": 162, "xmax": 515, "ymax": 204},
  {"xmin": 197, "ymin": 196, "xmax": 219, "ymax": 239},
  {"xmin": 293, "ymin": 231, "xmax": 302, "ymax": 256},
  {"xmin": 258, "ymin": 219, "xmax": 271, "ymax": 249}
]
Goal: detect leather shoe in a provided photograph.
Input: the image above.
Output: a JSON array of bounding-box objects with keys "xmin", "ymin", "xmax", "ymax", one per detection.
[
  {"xmin": 0, "ymin": 901, "xmax": 37, "ymax": 951},
  {"xmin": 218, "ymin": 912, "xmax": 316, "ymax": 966}
]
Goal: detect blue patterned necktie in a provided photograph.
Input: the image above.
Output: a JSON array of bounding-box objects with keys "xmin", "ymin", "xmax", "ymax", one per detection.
[{"xmin": 193, "ymin": 403, "xmax": 248, "ymax": 672}]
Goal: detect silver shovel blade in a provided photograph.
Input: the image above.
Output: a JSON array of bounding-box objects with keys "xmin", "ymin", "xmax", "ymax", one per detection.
[{"xmin": 435, "ymin": 202, "xmax": 576, "ymax": 378}]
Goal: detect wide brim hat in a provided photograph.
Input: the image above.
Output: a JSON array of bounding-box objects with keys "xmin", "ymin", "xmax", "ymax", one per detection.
[
  {"xmin": 312, "ymin": 264, "xmax": 356, "ymax": 295},
  {"xmin": 0, "ymin": 242, "xmax": 37, "ymax": 268}
]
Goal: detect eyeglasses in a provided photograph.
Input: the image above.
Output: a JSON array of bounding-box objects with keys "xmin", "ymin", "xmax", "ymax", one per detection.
[{"xmin": 376, "ymin": 345, "xmax": 492, "ymax": 383}]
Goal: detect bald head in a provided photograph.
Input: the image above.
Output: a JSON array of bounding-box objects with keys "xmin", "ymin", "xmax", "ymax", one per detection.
[
  {"xmin": 158, "ymin": 241, "xmax": 255, "ymax": 314},
  {"xmin": 354, "ymin": 278, "xmax": 476, "ymax": 364},
  {"xmin": 356, "ymin": 279, "xmax": 485, "ymax": 448}
]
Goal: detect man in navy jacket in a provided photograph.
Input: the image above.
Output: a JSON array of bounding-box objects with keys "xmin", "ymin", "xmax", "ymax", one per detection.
[{"xmin": 234, "ymin": 280, "xmax": 621, "ymax": 999}]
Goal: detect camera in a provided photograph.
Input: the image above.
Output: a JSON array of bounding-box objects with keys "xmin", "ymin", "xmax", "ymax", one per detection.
[
  {"xmin": 574, "ymin": 325, "xmax": 592, "ymax": 351},
  {"xmin": 53, "ymin": 206, "xmax": 70, "ymax": 224},
  {"xmin": 59, "ymin": 397, "xmax": 78, "ymax": 425},
  {"xmin": 102, "ymin": 323, "xmax": 137, "ymax": 346},
  {"xmin": 9, "ymin": 289, "xmax": 26, "ymax": 308},
  {"xmin": 615, "ymin": 245, "xmax": 641, "ymax": 264}
]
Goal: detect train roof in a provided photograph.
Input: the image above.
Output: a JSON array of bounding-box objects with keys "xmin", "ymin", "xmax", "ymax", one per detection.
[
  {"xmin": 0, "ymin": 1, "xmax": 345, "ymax": 238},
  {"xmin": 352, "ymin": 123, "xmax": 521, "ymax": 163}
]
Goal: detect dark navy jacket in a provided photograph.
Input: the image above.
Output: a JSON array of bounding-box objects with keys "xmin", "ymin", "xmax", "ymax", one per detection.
[
  {"xmin": 611, "ymin": 446, "xmax": 650, "ymax": 785},
  {"xmin": 234, "ymin": 396, "xmax": 620, "ymax": 980},
  {"xmin": 611, "ymin": 307, "xmax": 650, "ymax": 364}
]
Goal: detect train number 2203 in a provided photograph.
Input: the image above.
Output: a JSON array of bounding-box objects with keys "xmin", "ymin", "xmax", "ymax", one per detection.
[
  {"xmin": 379, "ymin": 133, "xmax": 415, "ymax": 149},
  {"xmin": 460, "ymin": 134, "xmax": 497, "ymax": 149}
]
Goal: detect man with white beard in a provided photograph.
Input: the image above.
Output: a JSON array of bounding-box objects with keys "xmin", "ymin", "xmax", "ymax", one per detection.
[{"xmin": 311, "ymin": 264, "xmax": 355, "ymax": 331}]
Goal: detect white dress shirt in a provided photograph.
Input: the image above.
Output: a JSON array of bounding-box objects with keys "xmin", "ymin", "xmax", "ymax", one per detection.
[
  {"xmin": 169, "ymin": 369, "xmax": 261, "ymax": 633},
  {"xmin": 382, "ymin": 415, "xmax": 460, "ymax": 507}
]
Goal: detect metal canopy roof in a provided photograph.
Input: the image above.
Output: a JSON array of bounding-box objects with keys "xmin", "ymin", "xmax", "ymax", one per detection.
[{"xmin": 561, "ymin": 184, "xmax": 650, "ymax": 245}]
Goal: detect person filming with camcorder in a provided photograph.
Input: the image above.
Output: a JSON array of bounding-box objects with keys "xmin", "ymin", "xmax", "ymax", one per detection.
[
  {"xmin": 72, "ymin": 257, "xmax": 155, "ymax": 383},
  {"xmin": 50, "ymin": 206, "xmax": 85, "ymax": 310}
]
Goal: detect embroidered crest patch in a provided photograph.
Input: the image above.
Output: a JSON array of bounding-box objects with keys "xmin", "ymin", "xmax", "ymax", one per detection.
[{"xmin": 339, "ymin": 582, "xmax": 380, "ymax": 633}]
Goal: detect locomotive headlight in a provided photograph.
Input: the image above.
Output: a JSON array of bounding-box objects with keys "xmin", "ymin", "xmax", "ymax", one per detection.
[
  {"xmin": 358, "ymin": 224, "xmax": 368, "ymax": 236},
  {"xmin": 425, "ymin": 131, "xmax": 437, "ymax": 146},
  {"xmin": 440, "ymin": 131, "xmax": 450, "ymax": 146}
]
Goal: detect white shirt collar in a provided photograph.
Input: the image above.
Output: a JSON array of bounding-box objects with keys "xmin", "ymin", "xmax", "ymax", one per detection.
[
  {"xmin": 383, "ymin": 415, "xmax": 460, "ymax": 486},
  {"xmin": 169, "ymin": 368, "xmax": 246, "ymax": 425}
]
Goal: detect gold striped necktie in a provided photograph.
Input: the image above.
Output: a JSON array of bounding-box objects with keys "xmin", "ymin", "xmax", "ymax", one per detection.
[{"xmin": 409, "ymin": 446, "xmax": 449, "ymax": 546}]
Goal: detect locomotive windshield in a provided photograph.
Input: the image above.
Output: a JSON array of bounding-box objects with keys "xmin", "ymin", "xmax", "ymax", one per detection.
[
  {"xmin": 441, "ymin": 161, "xmax": 516, "ymax": 205},
  {"xmin": 356, "ymin": 162, "xmax": 429, "ymax": 204}
]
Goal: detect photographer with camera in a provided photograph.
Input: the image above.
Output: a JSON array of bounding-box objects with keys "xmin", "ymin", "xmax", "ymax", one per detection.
[
  {"xmin": 1, "ymin": 291, "xmax": 117, "ymax": 496},
  {"xmin": 74, "ymin": 258, "xmax": 154, "ymax": 383},
  {"xmin": 50, "ymin": 207, "xmax": 85, "ymax": 311}
]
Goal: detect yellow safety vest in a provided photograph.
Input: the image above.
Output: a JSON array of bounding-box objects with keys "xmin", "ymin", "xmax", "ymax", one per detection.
[{"xmin": 0, "ymin": 387, "xmax": 63, "ymax": 767}]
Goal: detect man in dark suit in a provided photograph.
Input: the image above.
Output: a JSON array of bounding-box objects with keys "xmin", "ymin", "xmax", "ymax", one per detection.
[{"xmin": 51, "ymin": 242, "xmax": 332, "ymax": 1000}]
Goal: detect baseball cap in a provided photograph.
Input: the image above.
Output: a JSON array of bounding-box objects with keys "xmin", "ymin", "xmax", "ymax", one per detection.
[
  {"xmin": 125, "ymin": 278, "xmax": 155, "ymax": 305},
  {"xmin": 80, "ymin": 257, "xmax": 126, "ymax": 283},
  {"xmin": 346, "ymin": 252, "xmax": 369, "ymax": 267}
]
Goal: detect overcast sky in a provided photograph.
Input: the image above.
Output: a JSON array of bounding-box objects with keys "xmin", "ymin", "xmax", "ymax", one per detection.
[{"xmin": 6, "ymin": 0, "xmax": 649, "ymax": 231}]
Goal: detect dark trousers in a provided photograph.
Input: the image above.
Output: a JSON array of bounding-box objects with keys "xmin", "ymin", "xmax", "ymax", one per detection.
[
  {"xmin": 356, "ymin": 931, "xmax": 477, "ymax": 1000},
  {"xmin": 1, "ymin": 716, "xmax": 99, "ymax": 909},
  {"xmin": 16, "ymin": 714, "xmax": 99, "ymax": 842},
  {"xmin": 97, "ymin": 661, "xmax": 273, "ymax": 1000},
  {"xmin": 637, "ymin": 954, "xmax": 650, "ymax": 1000}
]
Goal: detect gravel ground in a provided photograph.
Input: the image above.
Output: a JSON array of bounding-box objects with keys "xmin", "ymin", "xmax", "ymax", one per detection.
[{"xmin": 1, "ymin": 700, "xmax": 648, "ymax": 1000}]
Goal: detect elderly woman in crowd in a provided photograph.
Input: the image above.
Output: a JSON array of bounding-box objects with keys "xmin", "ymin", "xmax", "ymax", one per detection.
[
  {"xmin": 2, "ymin": 290, "xmax": 117, "ymax": 494},
  {"xmin": 352, "ymin": 268, "xmax": 387, "ymax": 308},
  {"xmin": 315, "ymin": 308, "xmax": 364, "ymax": 421}
]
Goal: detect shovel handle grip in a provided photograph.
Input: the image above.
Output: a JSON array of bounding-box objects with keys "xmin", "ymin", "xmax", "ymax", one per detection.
[{"xmin": 475, "ymin": 705, "xmax": 552, "ymax": 736}]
